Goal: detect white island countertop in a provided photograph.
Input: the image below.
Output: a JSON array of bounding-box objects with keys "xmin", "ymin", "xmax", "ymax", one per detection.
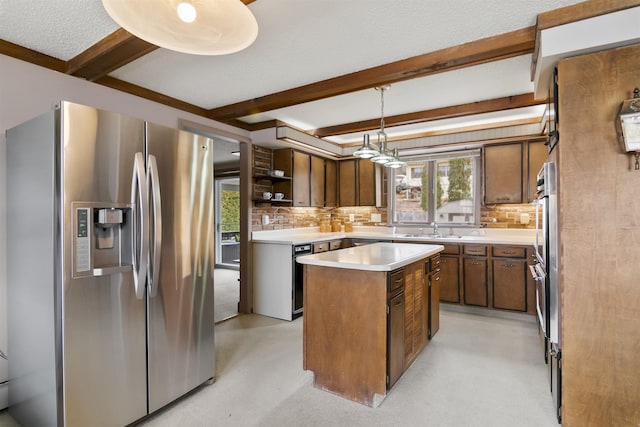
[{"xmin": 296, "ymin": 242, "xmax": 443, "ymax": 272}]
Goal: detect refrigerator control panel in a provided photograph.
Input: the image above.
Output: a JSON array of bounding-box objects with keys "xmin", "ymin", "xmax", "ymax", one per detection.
[{"xmin": 75, "ymin": 208, "xmax": 91, "ymax": 273}]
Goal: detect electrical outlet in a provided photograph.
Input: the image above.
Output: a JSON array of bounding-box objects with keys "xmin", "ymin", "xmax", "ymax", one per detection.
[
  {"xmin": 349, "ymin": 214, "xmax": 355, "ymax": 222},
  {"xmin": 262, "ymin": 214, "xmax": 269, "ymax": 225},
  {"xmin": 371, "ymin": 213, "xmax": 382, "ymax": 223}
]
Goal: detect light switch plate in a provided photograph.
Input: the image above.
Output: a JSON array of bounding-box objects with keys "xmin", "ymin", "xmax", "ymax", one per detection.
[
  {"xmin": 262, "ymin": 214, "xmax": 269, "ymax": 225},
  {"xmin": 349, "ymin": 214, "xmax": 355, "ymax": 222},
  {"xmin": 371, "ymin": 213, "xmax": 382, "ymax": 223}
]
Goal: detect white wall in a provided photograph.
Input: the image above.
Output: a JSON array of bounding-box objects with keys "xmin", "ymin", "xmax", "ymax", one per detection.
[{"xmin": 0, "ymin": 54, "xmax": 250, "ymax": 409}]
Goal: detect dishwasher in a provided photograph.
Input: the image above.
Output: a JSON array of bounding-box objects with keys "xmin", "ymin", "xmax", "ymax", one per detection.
[{"xmin": 292, "ymin": 244, "xmax": 312, "ymax": 319}]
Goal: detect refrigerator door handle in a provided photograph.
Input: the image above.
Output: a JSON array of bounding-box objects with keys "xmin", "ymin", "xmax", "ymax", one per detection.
[
  {"xmin": 131, "ymin": 152, "xmax": 149, "ymax": 300},
  {"xmin": 148, "ymin": 154, "xmax": 162, "ymax": 298}
]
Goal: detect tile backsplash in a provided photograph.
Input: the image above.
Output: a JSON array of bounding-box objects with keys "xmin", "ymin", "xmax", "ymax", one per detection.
[
  {"xmin": 252, "ymin": 205, "xmax": 388, "ymax": 231},
  {"xmin": 252, "ymin": 203, "xmax": 535, "ymax": 231}
]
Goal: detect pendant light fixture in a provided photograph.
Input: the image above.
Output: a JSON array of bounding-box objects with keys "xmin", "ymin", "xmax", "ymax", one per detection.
[
  {"xmin": 354, "ymin": 85, "xmax": 405, "ymax": 168},
  {"xmin": 102, "ymin": 0, "xmax": 259, "ymax": 56}
]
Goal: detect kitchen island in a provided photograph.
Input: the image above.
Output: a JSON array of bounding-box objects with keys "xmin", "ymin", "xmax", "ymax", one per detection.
[{"xmin": 297, "ymin": 242, "xmax": 443, "ymax": 407}]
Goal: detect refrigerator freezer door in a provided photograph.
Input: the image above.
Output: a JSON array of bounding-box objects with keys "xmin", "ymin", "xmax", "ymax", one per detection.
[
  {"xmin": 146, "ymin": 124, "xmax": 215, "ymax": 412},
  {"xmin": 61, "ymin": 103, "xmax": 148, "ymax": 426}
]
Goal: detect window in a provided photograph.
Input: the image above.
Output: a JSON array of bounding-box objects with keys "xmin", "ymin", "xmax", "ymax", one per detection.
[{"xmin": 392, "ymin": 151, "xmax": 480, "ymax": 226}]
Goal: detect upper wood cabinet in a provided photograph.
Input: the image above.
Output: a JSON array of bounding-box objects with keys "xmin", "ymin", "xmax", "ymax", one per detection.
[
  {"xmin": 484, "ymin": 140, "xmax": 547, "ymax": 204},
  {"xmin": 358, "ymin": 159, "xmax": 376, "ymax": 206},
  {"xmin": 484, "ymin": 143, "xmax": 523, "ymax": 204},
  {"xmin": 338, "ymin": 159, "xmax": 357, "ymax": 206},
  {"xmin": 338, "ymin": 159, "xmax": 381, "ymax": 207},
  {"xmin": 292, "ymin": 150, "xmax": 311, "ymax": 207},
  {"xmin": 273, "ymin": 148, "xmax": 333, "ymax": 208},
  {"xmin": 310, "ymin": 155, "xmax": 325, "ymax": 208},
  {"xmin": 325, "ymin": 159, "xmax": 337, "ymax": 208}
]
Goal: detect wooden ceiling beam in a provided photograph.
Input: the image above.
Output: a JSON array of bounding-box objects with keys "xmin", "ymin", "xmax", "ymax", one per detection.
[
  {"xmin": 66, "ymin": 29, "xmax": 158, "ymax": 81},
  {"xmin": 311, "ymin": 93, "xmax": 544, "ymax": 137},
  {"xmin": 96, "ymin": 75, "xmax": 210, "ymax": 117},
  {"xmin": 208, "ymin": 26, "xmax": 536, "ymax": 121},
  {"xmin": 0, "ymin": 39, "xmax": 66, "ymax": 72}
]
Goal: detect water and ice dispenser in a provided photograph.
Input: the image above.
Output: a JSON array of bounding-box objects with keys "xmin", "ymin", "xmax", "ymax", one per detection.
[{"xmin": 73, "ymin": 203, "xmax": 134, "ymax": 277}]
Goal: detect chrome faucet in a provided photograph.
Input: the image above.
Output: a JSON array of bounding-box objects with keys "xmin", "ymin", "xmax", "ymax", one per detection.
[{"xmin": 430, "ymin": 221, "xmax": 438, "ymax": 235}]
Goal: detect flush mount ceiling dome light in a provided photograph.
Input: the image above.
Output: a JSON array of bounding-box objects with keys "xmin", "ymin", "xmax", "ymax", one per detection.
[{"xmin": 101, "ymin": 0, "xmax": 259, "ymax": 55}]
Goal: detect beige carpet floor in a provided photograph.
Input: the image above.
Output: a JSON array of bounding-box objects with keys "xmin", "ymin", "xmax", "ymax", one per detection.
[{"xmin": 0, "ymin": 309, "xmax": 558, "ymax": 427}]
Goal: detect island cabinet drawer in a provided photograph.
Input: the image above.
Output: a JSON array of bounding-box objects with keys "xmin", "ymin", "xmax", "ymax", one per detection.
[
  {"xmin": 441, "ymin": 244, "xmax": 460, "ymax": 255},
  {"xmin": 463, "ymin": 245, "xmax": 487, "ymax": 256},
  {"xmin": 428, "ymin": 255, "xmax": 441, "ymax": 274},
  {"xmin": 388, "ymin": 269, "xmax": 405, "ymax": 294},
  {"xmin": 492, "ymin": 246, "xmax": 526, "ymax": 258}
]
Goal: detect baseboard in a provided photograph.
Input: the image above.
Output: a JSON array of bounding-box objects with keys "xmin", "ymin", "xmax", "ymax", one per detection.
[{"xmin": 441, "ymin": 303, "xmax": 536, "ymax": 323}]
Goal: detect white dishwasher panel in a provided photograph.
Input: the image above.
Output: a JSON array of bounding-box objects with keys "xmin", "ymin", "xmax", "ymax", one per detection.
[{"xmin": 252, "ymin": 243, "xmax": 294, "ymax": 321}]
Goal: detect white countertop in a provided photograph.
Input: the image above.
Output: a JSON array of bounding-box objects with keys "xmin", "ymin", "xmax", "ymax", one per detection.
[
  {"xmin": 296, "ymin": 242, "xmax": 443, "ymax": 272},
  {"xmin": 252, "ymin": 226, "xmax": 535, "ymax": 246}
]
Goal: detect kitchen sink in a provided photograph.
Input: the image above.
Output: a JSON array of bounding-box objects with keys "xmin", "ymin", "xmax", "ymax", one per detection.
[{"xmin": 401, "ymin": 233, "xmax": 465, "ymax": 239}]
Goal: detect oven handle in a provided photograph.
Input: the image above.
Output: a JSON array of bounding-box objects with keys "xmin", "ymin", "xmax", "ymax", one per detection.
[{"xmin": 529, "ymin": 264, "xmax": 543, "ymax": 281}]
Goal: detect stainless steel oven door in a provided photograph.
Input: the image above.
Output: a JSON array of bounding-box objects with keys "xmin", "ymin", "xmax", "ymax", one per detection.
[
  {"xmin": 530, "ymin": 263, "xmax": 549, "ymax": 338},
  {"xmin": 535, "ymin": 196, "xmax": 548, "ymax": 269}
]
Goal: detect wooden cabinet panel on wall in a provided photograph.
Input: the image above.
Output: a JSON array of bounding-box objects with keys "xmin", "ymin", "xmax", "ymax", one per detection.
[
  {"xmin": 310, "ymin": 155, "xmax": 325, "ymax": 208},
  {"xmin": 325, "ymin": 159, "xmax": 337, "ymax": 208},
  {"xmin": 274, "ymin": 148, "xmax": 332, "ymax": 207},
  {"xmin": 339, "ymin": 159, "xmax": 357, "ymax": 206},
  {"xmin": 484, "ymin": 142, "xmax": 523, "ymax": 204},
  {"xmin": 338, "ymin": 159, "xmax": 381, "ymax": 207},
  {"xmin": 292, "ymin": 150, "xmax": 311, "ymax": 207},
  {"xmin": 358, "ymin": 159, "xmax": 376, "ymax": 206}
]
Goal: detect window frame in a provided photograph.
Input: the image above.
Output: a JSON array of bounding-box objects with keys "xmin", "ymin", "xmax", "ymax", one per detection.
[{"xmin": 390, "ymin": 150, "xmax": 481, "ymax": 227}]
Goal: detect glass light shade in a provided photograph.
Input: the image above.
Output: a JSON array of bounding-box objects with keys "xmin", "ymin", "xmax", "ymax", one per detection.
[
  {"xmin": 384, "ymin": 148, "xmax": 406, "ymax": 169},
  {"xmin": 371, "ymin": 151, "xmax": 394, "ymax": 164},
  {"xmin": 616, "ymin": 90, "xmax": 640, "ymax": 152},
  {"xmin": 102, "ymin": 0, "xmax": 259, "ymax": 55},
  {"xmin": 353, "ymin": 134, "xmax": 380, "ymax": 159},
  {"xmin": 370, "ymin": 137, "xmax": 394, "ymax": 164}
]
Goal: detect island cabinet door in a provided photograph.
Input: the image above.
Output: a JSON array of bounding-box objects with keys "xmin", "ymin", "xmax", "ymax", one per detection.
[
  {"xmin": 430, "ymin": 272, "xmax": 441, "ymax": 339},
  {"xmin": 404, "ymin": 260, "xmax": 426, "ymax": 367},
  {"xmin": 387, "ymin": 291, "xmax": 405, "ymax": 389}
]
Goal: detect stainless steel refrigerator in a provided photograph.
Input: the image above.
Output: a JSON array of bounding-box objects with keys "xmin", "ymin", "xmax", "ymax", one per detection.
[{"xmin": 6, "ymin": 101, "xmax": 215, "ymax": 426}]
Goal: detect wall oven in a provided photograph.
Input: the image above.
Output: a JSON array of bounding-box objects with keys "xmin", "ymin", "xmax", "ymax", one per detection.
[{"xmin": 531, "ymin": 157, "xmax": 562, "ymax": 423}]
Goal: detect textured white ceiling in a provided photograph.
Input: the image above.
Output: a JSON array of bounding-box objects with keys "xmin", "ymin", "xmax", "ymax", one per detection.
[
  {"xmin": 0, "ymin": 0, "xmax": 119, "ymax": 59},
  {"xmin": 109, "ymin": 0, "xmax": 583, "ymax": 110}
]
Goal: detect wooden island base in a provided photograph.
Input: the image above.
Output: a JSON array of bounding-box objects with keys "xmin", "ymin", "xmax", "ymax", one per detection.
[
  {"xmin": 303, "ymin": 266, "xmax": 387, "ymax": 406},
  {"xmin": 302, "ymin": 249, "xmax": 441, "ymax": 407}
]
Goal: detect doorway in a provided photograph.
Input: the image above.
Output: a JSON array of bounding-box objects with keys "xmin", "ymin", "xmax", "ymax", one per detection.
[{"xmin": 214, "ymin": 177, "xmax": 240, "ymax": 322}]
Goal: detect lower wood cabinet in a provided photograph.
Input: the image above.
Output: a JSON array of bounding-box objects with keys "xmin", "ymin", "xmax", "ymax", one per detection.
[
  {"xmin": 397, "ymin": 241, "xmax": 533, "ymax": 315},
  {"xmin": 463, "ymin": 256, "xmax": 488, "ymax": 307},
  {"xmin": 439, "ymin": 255, "xmax": 460, "ymax": 303}
]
